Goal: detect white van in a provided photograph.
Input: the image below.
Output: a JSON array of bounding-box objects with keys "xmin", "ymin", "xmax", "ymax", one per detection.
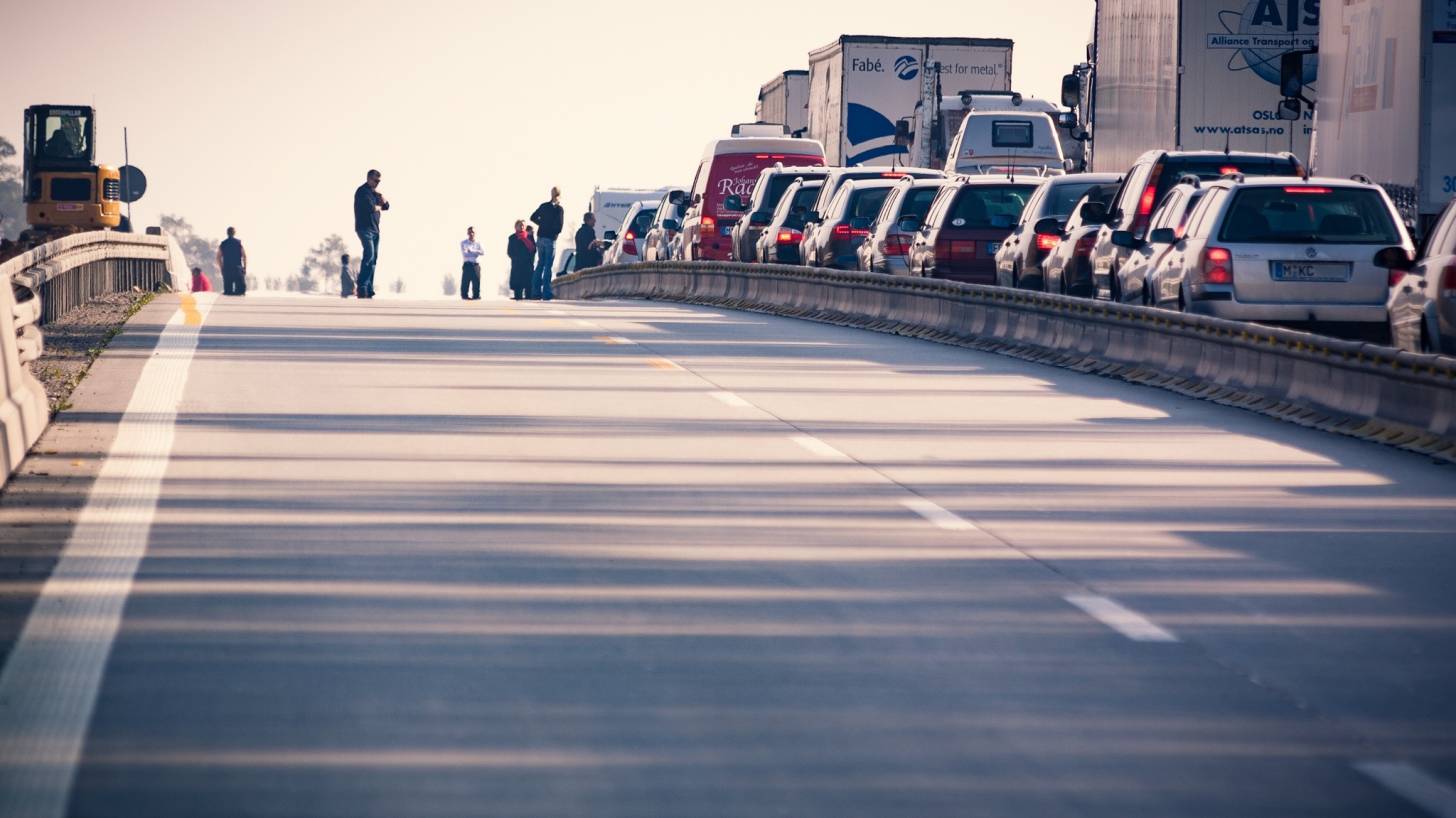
[{"xmin": 945, "ymin": 111, "xmax": 1068, "ymax": 178}]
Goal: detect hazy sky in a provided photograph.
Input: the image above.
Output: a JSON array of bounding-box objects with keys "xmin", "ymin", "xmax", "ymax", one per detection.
[{"xmin": 2, "ymin": 0, "xmax": 1093, "ymax": 296}]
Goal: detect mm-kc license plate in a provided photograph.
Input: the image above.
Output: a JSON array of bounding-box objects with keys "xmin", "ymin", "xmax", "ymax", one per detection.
[{"xmin": 1271, "ymin": 261, "xmax": 1350, "ymax": 282}]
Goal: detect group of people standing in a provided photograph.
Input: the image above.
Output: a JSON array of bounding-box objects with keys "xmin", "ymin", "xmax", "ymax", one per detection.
[{"xmin": 500, "ymin": 187, "xmax": 607, "ymax": 301}]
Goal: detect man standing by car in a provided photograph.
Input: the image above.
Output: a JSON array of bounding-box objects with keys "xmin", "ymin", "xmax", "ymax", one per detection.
[
  {"xmin": 460, "ymin": 226, "xmax": 483, "ymax": 300},
  {"xmin": 216, "ymin": 227, "xmax": 247, "ymax": 296},
  {"xmin": 353, "ymin": 169, "xmax": 389, "ymax": 299},
  {"xmin": 574, "ymin": 212, "xmax": 605, "ymax": 271},
  {"xmin": 529, "ymin": 187, "xmax": 564, "ymax": 300}
]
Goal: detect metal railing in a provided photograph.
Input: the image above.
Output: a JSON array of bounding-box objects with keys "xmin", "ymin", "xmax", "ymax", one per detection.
[{"xmin": 556, "ymin": 261, "xmax": 1456, "ymax": 461}]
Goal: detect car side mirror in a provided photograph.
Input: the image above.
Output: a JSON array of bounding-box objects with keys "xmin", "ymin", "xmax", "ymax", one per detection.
[
  {"xmin": 1061, "ymin": 73, "xmax": 1081, "ymax": 108},
  {"xmin": 692, "ymin": 193, "xmax": 703, "ymax": 205},
  {"xmin": 603, "ymin": 231, "xmax": 617, "ymax": 242},
  {"xmin": 1033, "ymin": 217, "xmax": 1064, "ymax": 236},
  {"xmin": 849, "ymin": 216, "xmax": 873, "ymax": 231},
  {"xmin": 724, "ymin": 194, "xmax": 746, "ymax": 212},
  {"xmin": 663, "ymin": 219, "xmax": 681, "ymax": 232},
  {"xmin": 990, "ymin": 214, "xmax": 1014, "ymax": 230},
  {"xmin": 668, "ymin": 191, "xmax": 686, "ymax": 205},
  {"xmin": 749, "ymin": 211, "xmax": 773, "ymax": 227},
  {"xmin": 1148, "ymin": 227, "xmax": 1177, "ymax": 245},
  {"xmin": 1373, "ymin": 246, "xmax": 1415, "ymax": 271},
  {"xmin": 1110, "ymin": 230, "xmax": 1141, "ymax": 249},
  {"xmin": 805, "ymin": 211, "xmax": 822, "ymax": 225},
  {"xmin": 1056, "ymin": 111, "xmax": 1078, "ymax": 131},
  {"xmin": 1080, "ymin": 200, "xmax": 1108, "ymax": 224},
  {"xmin": 1280, "ymin": 51, "xmax": 1305, "ymax": 98},
  {"xmin": 897, "ymin": 215, "xmax": 922, "ymax": 233},
  {"xmin": 1278, "ymin": 97, "xmax": 1302, "ymax": 121}
]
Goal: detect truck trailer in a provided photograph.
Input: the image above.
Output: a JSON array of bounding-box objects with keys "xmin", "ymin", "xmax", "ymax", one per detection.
[
  {"xmin": 1082, "ymin": 0, "xmax": 1321, "ymax": 174},
  {"xmin": 756, "ymin": 70, "xmax": 810, "ymax": 136},
  {"xmin": 589, "ymin": 186, "xmax": 677, "ymax": 239},
  {"xmin": 806, "ymin": 35, "xmax": 1013, "ymax": 167},
  {"xmin": 1308, "ymin": 0, "xmax": 1456, "ymax": 234}
]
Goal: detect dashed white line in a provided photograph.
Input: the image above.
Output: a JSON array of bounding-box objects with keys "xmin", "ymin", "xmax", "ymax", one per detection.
[
  {"xmin": 711, "ymin": 391, "xmax": 753, "ymax": 408},
  {"xmin": 790, "ymin": 435, "xmax": 849, "ymax": 459},
  {"xmin": 594, "ymin": 336, "xmax": 636, "ymax": 346},
  {"xmin": 1064, "ymin": 594, "xmax": 1179, "ymax": 643},
  {"xmin": 901, "ymin": 497, "xmax": 981, "ymax": 532},
  {"xmin": 1355, "ymin": 762, "xmax": 1456, "ymax": 818},
  {"xmin": 573, "ymin": 319, "xmax": 595, "ymax": 328}
]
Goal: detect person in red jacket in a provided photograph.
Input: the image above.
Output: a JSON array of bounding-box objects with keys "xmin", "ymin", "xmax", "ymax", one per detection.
[{"xmin": 191, "ymin": 266, "xmax": 214, "ymax": 293}]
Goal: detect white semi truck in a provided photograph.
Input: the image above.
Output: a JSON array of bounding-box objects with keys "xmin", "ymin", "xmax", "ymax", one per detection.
[
  {"xmin": 1076, "ymin": 0, "xmax": 1321, "ymax": 174},
  {"xmin": 589, "ymin": 186, "xmax": 676, "ymax": 239},
  {"xmin": 806, "ymin": 35, "xmax": 1014, "ymax": 167},
  {"xmin": 755, "ymin": 70, "xmax": 810, "ymax": 136},
  {"xmin": 1306, "ymin": 0, "xmax": 1456, "ymax": 234}
]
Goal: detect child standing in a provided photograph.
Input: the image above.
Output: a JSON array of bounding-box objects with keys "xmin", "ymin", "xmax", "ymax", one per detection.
[{"xmin": 340, "ymin": 253, "xmax": 354, "ymax": 298}]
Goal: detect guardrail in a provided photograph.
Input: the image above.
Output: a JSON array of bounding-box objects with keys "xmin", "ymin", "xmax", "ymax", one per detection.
[
  {"xmin": 1, "ymin": 231, "xmax": 189, "ymax": 488},
  {"xmin": 556, "ymin": 262, "xmax": 1456, "ymax": 461}
]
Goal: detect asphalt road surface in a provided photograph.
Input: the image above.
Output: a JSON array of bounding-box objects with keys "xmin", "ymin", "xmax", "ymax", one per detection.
[{"xmin": 2, "ymin": 294, "xmax": 1455, "ymax": 817}]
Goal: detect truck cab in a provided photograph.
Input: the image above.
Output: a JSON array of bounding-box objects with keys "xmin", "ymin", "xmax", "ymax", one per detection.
[{"xmin": 944, "ymin": 110, "xmax": 1068, "ymax": 178}]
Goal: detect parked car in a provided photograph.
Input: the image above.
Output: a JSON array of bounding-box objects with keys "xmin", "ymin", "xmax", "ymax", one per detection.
[
  {"xmin": 1108, "ymin": 179, "xmax": 1207, "ymax": 304},
  {"xmin": 642, "ymin": 190, "xmax": 687, "ymax": 262},
  {"xmin": 753, "ymin": 179, "xmax": 823, "ymax": 264},
  {"xmin": 1388, "ymin": 197, "xmax": 1456, "ymax": 354},
  {"xmin": 601, "ymin": 199, "xmax": 659, "ymax": 266},
  {"xmin": 1089, "ymin": 150, "xmax": 1305, "ymax": 302},
  {"xmin": 859, "ymin": 177, "xmax": 951, "ymax": 276},
  {"xmin": 679, "ymin": 127, "xmax": 826, "ymax": 261},
  {"xmin": 800, "ymin": 166, "xmax": 940, "ymax": 265},
  {"xmin": 1039, "ymin": 188, "xmax": 1117, "ymax": 297},
  {"xmin": 995, "ymin": 172, "xmax": 1122, "ymax": 290},
  {"xmin": 727, "ymin": 164, "xmax": 830, "ymax": 262},
  {"xmin": 907, "ymin": 177, "xmax": 1038, "ymax": 284},
  {"xmin": 1144, "ymin": 176, "xmax": 1415, "ymax": 340},
  {"xmin": 803, "ymin": 179, "xmax": 898, "ymax": 269}
]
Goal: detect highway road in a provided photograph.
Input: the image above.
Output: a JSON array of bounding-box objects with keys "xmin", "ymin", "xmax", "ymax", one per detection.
[{"xmin": 2, "ymin": 293, "xmax": 1455, "ymax": 817}]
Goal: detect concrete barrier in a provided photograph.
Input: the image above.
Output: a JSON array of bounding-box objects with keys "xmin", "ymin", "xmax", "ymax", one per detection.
[
  {"xmin": 0, "ymin": 231, "xmax": 189, "ymax": 488},
  {"xmin": 556, "ymin": 262, "xmax": 1456, "ymax": 461}
]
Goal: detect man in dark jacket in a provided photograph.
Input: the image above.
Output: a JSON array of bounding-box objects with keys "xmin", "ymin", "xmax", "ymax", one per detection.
[
  {"xmin": 574, "ymin": 212, "xmax": 604, "ymax": 271},
  {"xmin": 353, "ymin": 169, "xmax": 389, "ymax": 299},
  {"xmin": 529, "ymin": 187, "xmax": 564, "ymax": 300},
  {"xmin": 216, "ymin": 227, "xmax": 247, "ymax": 295}
]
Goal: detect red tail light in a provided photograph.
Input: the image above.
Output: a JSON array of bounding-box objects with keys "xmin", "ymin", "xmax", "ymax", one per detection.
[
  {"xmin": 832, "ymin": 223, "xmax": 869, "ymax": 239},
  {"xmin": 1202, "ymin": 246, "xmax": 1233, "ymax": 285},
  {"xmin": 1285, "ymin": 187, "xmax": 1333, "ymax": 194},
  {"xmin": 1074, "ymin": 234, "xmax": 1097, "ymax": 256},
  {"xmin": 701, "ymin": 215, "xmax": 716, "ymax": 231},
  {"xmin": 1132, "ymin": 162, "xmax": 1164, "ymax": 234},
  {"xmin": 882, "ymin": 234, "xmax": 912, "ymax": 256},
  {"xmin": 1219, "ymin": 166, "xmax": 1240, "ymax": 175},
  {"xmin": 623, "ymin": 232, "xmax": 638, "ymax": 256},
  {"xmin": 1035, "ymin": 233, "xmax": 1060, "ymax": 252},
  {"xmin": 1389, "ymin": 269, "xmax": 1407, "ymax": 287},
  {"xmin": 1440, "ymin": 264, "xmax": 1456, "ymax": 297},
  {"xmin": 776, "ymin": 228, "xmax": 802, "ymax": 245}
]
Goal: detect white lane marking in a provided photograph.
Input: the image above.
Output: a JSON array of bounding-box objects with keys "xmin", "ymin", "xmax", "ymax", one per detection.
[
  {"xmin": 596, "ymin": 336, "xmax": 635, "ymax": 346},
  {"xmin": 711, "ymin": 391, "xmax": 753, "ymax": 408},
  {"xmin": 547, "ymin": 309, "xmax": 567, "ymax": 316},
  {"xmin": 790, "ymin": 435, "xmax": 849, "ymax": 459},
  {"xmin": 1064, "ymin": 594, "xmax": 1179, "ymax": 643},
  {"xmin": 573, "ymin": 320, "xmax": 595, "ymax": 328},
  {"xmin": 1355, "ymin": 762, "xmax": 1456, "ymax": 818},
  {"xmin": 0, "ymin": 294, "xmax": 215, "ymax": 818},
  {"xmin": 901, "ymin": 497, "xmax": 981, "ymax": 532}
]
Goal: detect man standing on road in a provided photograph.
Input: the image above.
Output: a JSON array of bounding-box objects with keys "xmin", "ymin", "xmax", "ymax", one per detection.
[
  {"xmin": 460, "ymin": 226, "xmax": 483, "ymax": 300},
  {"xmin": 353, "ymin": 169, "xmax": 389, "ymax": 300},
  {"xmin": 529, "ymin": 187, "xmax": 564, "ymax": 301},
  {"xmin": 574, "ymin": 212, "xmax": 605, "ymax": 271},
  {"xmin": 216, "ymin": 227, "xmax": 247, "ymax": 296}
]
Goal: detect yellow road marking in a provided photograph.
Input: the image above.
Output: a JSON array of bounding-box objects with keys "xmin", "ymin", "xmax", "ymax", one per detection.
[
  {"xmin": 180, "ymin": 293, "xmax": 203, "ymax": 326},
  {"xmin": 647, "ymin": 358, "xmax": 683, "ymax": 371}
]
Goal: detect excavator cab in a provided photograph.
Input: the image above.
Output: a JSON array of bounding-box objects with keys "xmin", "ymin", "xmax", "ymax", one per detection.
[{"xmin": 22, "ymin": 105, "xmax": 121, "ymax": 230}]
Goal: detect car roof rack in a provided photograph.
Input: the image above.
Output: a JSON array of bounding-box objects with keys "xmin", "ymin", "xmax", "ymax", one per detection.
[
  {"xmin": 1176, "ymin": 173, "xmax": 1202, "ymax": 188},
  {"xmin": 1350, "ymin": 173, "xmax": 1373, "ymax": 184},
  {"xmin": 1221, "ymin": 171, "xmax": 1245, "ymax": 183}
]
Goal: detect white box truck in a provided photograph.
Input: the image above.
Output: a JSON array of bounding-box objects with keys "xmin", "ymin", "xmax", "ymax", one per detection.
[
  {"xmin": 756, "ymin": 70, "xmax": 810, "ymax": 136},
  {"xmin": 1084, "ymin": 0, "xmax": 1320, "ymax": 174},
  {"xmin": 588, "ymin": 186, "xmax": 677, "ymax": 239},
  {"xmin": 1309, "ymin": 0, "xmax": 1456, "ymax": 233},
  {"xmin": 807, "ymin": 35, "xmax": 1014, "ymax": 167}
]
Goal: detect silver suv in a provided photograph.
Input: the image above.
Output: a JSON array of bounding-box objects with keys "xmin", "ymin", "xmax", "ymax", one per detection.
[{"xmin": 1152, "ymin": 176, "xmax": 1415, "ymax": 340}]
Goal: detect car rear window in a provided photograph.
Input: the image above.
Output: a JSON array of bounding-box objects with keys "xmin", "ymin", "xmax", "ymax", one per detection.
[
  {"xmin": 1046, "ymin": 181, "xmax": 1109, "ymax": 217},
  {"xmin": 899, "ymin": 186, "xmax": 942, "ymax": 221},
  {"xmin": 847, "ymin": 188, "xmax": 892, "ymax": 220},
  {"xmin": 758, "ymin": 174, "xmax": 817, "ymax": 213},
  {"xmin": 629, "ymin": 209, "xmax": 656, "ymax": 236},
  {"xmin": 947, "ymin": 185, "xmax": 1036, "ymax": 228},
  {"xmin": 1218, "ymin": 187, "xmax": 1402, "ymax": 244}
]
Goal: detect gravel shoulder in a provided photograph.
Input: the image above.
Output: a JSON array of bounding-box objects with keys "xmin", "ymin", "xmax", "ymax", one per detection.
[{"xmin": 31, "ymin": 290, "xmax": 155, "ymax": 414}]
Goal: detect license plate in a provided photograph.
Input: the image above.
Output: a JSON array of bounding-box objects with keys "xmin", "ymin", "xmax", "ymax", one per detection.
[
  {"xmin": 986, "ymin": 241, "xmax": 1002, "ymax": 254},
  {"xmin": 56, "ymin": 204, "xmax": 83, "ymax": 212},
  {"xmin": 1271, "ymin": 261, "xmax": 1351, "ymax": 282}
]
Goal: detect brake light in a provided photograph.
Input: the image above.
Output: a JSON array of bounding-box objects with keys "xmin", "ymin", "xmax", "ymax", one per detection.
[
  {"xmin": 1138, "ymin": 185, "xmax": 1157, "ymax": 217},
  {"xmin": 1132, "ymin": 162, "xmax": 1163, "ymax": 234},
  {"xmin": 623, "ymin": 232, "xmax": 638, "ymax": 256},
  {"xmin": 1035, "ymin": 233, "xmax": 1060, "ymax": 252},
  {"xmin": 701, "ymin": 215, "xmax": 716, "ymax": 231},
  {"xmin": 776, "ymin": 229, "xmax": 802, "ymax": 245},
  {"xmin": 881, "ymin": 172, "xmax": 908, "ymax": 178},
  {"xmin": 1219, "ymin": 166, "xmax": 1240, "ymax": 175},
  {"xmin": 1441, "ymin": 264, "xmax": 1456, "ymax": 297},
  {"xmin": 1285, "ymin": 187, "xmax": 1333, "ymax": 194},
  {"xmin": 883, "ymin": 234, "xmax": 912, "ymax": 256},
  {"xmin": 1389, "ymin": 269, "xmax": 1407, "ymax": 287},
  {"xmin": 832, "ymin": 223, "xmax": 869, "ymax": 239},
  {"xmin": 1074, "ymin": 234, "xmax": 1096, "ymax": 256},
  {"xmin": 1202, "ymin": 246, "xmax": 1233, "ymax": 284}
]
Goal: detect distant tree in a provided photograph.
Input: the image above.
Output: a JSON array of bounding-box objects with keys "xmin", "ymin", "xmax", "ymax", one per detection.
[
  {"xmin": 159, "ymin": 214, "xmax": 222, "ymax": 291},
  {"xmin": 442, "ymin": 272, "xmax": 457, "ymax": 296},
  {"xmin": 0, "ymin": 136, "xmax": 25, "ymax": 241},
  {"xmin": 297, "ymin": 234, "xmax": 348, "ymax": 294},
  {"xmin": 390, "ymin": 277, "xmax": 405, "ymax": 294}
]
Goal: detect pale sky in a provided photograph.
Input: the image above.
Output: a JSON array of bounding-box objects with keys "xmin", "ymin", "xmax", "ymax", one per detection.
[{"xmin": 2, "ymin": 0, "xmax": 1094, "ymax": 296}]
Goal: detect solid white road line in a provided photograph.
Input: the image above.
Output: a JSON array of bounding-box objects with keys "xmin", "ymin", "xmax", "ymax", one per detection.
[
  {"xmin": 1355, "ymin": 762, "xmax": 1456, "ymax": 818},
  {"xmin": 0, "ymin": 294, "xmax": 215, "ymax": 818},
  {"xmin": 1064, "ymin": 594, "xmax": 1180, "ymax": 643},
  {"xmin": 901, "ymin": 497, "xmax": 981, "ymax": 532},
  {"xmin": 711, "ymin": 391, "xmax": 753, "ymax": 408},
  {"xmin": 791, "ymin": 435, "xmax": 848, "ymax": 459},
  {"xmin": 573, "ymin": 319, "xmax": 595, "ymax": 328}
]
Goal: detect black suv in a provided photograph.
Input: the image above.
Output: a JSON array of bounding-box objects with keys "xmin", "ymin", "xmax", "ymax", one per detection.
[{"xmin": 1087, "ymin": 150, "xmax": 1304, "ymax": 301}]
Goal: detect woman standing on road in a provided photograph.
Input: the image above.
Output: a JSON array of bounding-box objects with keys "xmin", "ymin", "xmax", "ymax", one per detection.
[{"xmin": 507, "ymin": 220, "xmax": 536, "ymax": 301}]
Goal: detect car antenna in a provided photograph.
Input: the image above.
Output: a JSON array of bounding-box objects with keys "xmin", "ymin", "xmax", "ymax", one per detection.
[{"xmin": 1223, "ymin": 131, "xmax": 1231, "ymax": 156}]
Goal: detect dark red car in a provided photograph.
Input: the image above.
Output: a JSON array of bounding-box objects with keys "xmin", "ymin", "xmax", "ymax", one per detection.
[{"xmin": 907, "ymin": 177, "xmax": 1038, "ymax": 284}]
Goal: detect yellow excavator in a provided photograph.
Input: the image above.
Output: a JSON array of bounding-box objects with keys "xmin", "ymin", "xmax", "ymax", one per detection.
[{"xmin": 22, "ymin": 104, "xmax": 122, "ymax": 232}]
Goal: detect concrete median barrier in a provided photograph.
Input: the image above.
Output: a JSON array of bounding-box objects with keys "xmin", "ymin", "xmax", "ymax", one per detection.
[{"xmin": 556, "ymin": 262, "xmax": 1456, "ymax": 461}]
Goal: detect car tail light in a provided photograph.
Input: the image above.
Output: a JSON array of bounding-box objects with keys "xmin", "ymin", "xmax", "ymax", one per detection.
[
  {"xmin": 1035, "ymin": 233, "xmax": 1060, "ymax": 252},
  {"xmin": 832, "ymin": 223, "xmax": 869, "ymax": 239},
  {"xmin": 1202, "ymin": 246, "xmax": 1233, "ymax": 284},
  {"xmin": 1219, "ymin": 166, "xmax": 1240, "ymax": 175},
  {"xmin": 623, "ymin": 231, "xmax": 638, "ymax": 256},
  {"xmin": 1132, "ymin": 162, "xmax": 1164, "ymax": 234},
  {"xmin": 1074, "ymin": 234, "xmax": 1097, "ymax": 257},
  {"xmin": 1389, "ymin": 269, "xmax": 1407, "ymax": 287},
  {"xmin": 1441, "ymin": 264, "xmax": 1456, "ymax": 297},
  {"xmin": 776, "ymin": 228, "xmax": 802, "ymax": 245},
  {"xmin": 1284, "ymin": 187, "xmax": 1333, "ymax": 194},
  {"xmin": 883, "ymin": 234, "xmax": 912, "ymax": 256},
  {"xmin": 881, "ymin": 172, "xmax": 908, "ymax": 178},
  {"xmin": 701, "ymin": 215, "xmax": 716, "ymax": 232}
]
